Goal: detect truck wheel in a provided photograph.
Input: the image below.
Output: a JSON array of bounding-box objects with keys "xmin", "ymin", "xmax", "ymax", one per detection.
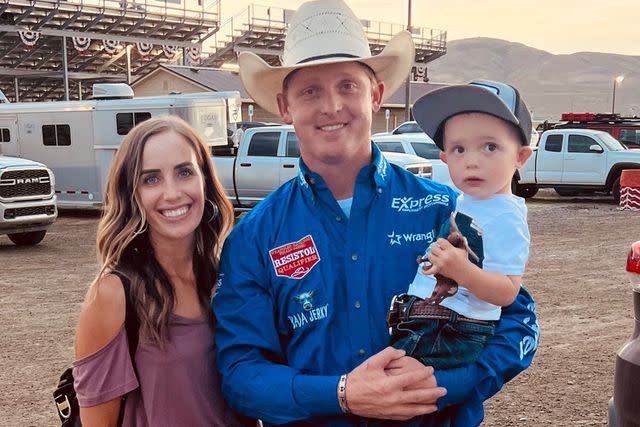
[
  {"xmin": 8, "ymin": 230, "xmax": 47, "ymax": 246},
  {"xmin": 515, "ymin": 184, "xmax": 538, "ymax": 199},
  {"xmin": 612, "ymin": 177, "xmax": 621, "ymax": 203}
]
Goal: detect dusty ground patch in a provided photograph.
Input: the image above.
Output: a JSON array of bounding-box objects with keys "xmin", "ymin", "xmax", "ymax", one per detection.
[{"xmin": 1, "ymin": 190, "xmax": 638, "ymax": 426}]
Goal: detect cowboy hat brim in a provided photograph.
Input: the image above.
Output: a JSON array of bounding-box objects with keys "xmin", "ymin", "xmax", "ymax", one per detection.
[{"xmin": 238, "ymin": 31, "xmax": 415, "ymax": 116}]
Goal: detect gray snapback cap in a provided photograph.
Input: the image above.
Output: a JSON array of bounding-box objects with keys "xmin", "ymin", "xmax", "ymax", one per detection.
[{"xmin": 412, "ymin": 79, "xmax": 532, "ymax": 150}]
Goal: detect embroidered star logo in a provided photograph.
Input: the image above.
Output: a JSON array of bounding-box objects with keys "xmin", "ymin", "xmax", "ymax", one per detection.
[{"xmin": 387, "ymin": 231, "xmax": 402, "ymax": 246}]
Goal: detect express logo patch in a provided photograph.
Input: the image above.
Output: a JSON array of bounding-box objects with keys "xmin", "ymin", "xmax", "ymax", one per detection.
[{"xmin": 269, "ymin": 235, "xmax": 321, "ymax": 279}]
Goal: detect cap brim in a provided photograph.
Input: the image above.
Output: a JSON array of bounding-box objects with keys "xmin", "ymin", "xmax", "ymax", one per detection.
[
  {"xmin": 239, "ymin": 31, "xmax": 415, "ymax": 115},
  {"xmin": 412, "ymin": 85, "xmax": 521, "ymax": 149}
]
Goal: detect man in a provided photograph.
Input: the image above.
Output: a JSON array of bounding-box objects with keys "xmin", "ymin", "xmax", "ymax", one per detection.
[{"xmin": 213, "ymin": 1, "xmax": 539, "ymax": 425}]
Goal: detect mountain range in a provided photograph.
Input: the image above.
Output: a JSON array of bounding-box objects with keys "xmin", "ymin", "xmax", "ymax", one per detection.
[{"xmin": 426, "ymin": 37, "xmax": 640, "ymax": 120}]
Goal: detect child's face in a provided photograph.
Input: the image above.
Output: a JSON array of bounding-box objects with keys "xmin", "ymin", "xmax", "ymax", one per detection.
[{"xmin": 440, "ymin": 113, "xmax": 532, "ymax": 199}]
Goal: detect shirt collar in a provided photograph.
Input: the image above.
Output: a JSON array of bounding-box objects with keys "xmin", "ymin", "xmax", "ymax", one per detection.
[
  {"xmin": 370, "ymin": 143, "xmax": 390, "ymax": 190},
  {"xmin": 296, "ymin": 143, "xmax": 391, "ymax": 202}
]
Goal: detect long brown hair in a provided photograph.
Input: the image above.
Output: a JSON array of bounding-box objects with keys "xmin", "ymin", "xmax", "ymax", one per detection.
[{"xmin": 95, "ymin": 115, "xmax": 234, "ymax": 348}]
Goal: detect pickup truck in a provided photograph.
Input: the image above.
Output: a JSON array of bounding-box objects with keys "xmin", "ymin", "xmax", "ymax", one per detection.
[
  {"xmin": 213, "ymin": 125, "xmax": 433, "ymax": 210},
  {"xmin": 371, "ymin": 133, "xmax": 454, "ymax": 188},
  {"xmin": 0, "ymin": 155, "xmax": 57, "ymax": 245},
  {"xmin": 512, "ymin": 128, "xmax": 640, "ymax": 202}
]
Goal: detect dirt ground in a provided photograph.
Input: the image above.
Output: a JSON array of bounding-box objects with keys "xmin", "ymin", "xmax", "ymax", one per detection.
[{"xmin": 1, "ymin": 189, "xmax": 639, "ymax": 426}]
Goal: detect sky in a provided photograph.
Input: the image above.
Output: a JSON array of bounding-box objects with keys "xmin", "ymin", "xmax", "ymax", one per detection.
[{"xmin": 216, "ymin": 0, "xmax": 640, "ymax": 56}]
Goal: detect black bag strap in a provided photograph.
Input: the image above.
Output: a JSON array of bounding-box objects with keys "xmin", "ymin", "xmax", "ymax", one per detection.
[
  {"xmin": 112, "ymin": 270, "xmax": 140, "ymax": 426},
  {"xmin": 53, "ymin": 271, "xmax": 141, "ymax": 427},
  {"xmin": 112, "ymin": 270, "xmax": 139, "ymax": 363}
]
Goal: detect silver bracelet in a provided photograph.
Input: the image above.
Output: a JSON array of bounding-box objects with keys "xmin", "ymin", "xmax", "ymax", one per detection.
[{"xmin": 337, "ymin": 374, "xmax": 351, "ymax": 414}]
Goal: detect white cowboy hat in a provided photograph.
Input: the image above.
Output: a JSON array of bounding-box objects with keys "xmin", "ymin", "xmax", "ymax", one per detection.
[{"xmin": 238, "ymin": 0, "xmax": 415, "ymax": 115}]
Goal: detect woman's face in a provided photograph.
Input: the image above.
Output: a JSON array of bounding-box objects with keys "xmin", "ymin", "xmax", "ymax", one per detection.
[{"xmin": 136, "ymin": 130, "xmax": 206, "ymax": 246}]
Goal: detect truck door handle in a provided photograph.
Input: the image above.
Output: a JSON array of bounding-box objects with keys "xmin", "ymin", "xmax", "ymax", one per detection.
[
  {"xmin": 240, "ymin": 163, "xmax": 252, "ymax": 167},
  {"xmin": 283, "ymin": 164, "xmax": 295, "ymax": 168}
]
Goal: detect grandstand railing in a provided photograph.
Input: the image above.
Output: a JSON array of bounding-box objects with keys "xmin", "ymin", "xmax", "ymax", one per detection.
[
  {"xmin": 210, "ymin": 4, "xmax": 446, "ymax": 56},
  {"xmin": 0, "ymin": 0, "xmax": 220, "ymax": 23}
]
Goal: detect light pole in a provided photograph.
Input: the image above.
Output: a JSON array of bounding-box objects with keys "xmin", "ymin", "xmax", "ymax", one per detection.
[
  {"xmin": 612, "ymin": 75, "xmax": 624, "ymax": 114},
  {"xmin": 404, "ymin": 0, "xmax": 412, "ymax": 121}
]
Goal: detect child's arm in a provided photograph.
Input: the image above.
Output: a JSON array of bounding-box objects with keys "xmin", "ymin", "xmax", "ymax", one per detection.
[{"xmin": 425, "ymin": 238, "xmax": 520, "ymax": 306}]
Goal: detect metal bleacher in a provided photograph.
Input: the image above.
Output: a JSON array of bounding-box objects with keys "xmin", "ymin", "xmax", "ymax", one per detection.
[
  {"xmin": 203, "ymin": 4, "xmax": 447, "ymax": 81},
  {"xmin": 0, "ymin": 0, "xmax": 221, "ymax": 102}
]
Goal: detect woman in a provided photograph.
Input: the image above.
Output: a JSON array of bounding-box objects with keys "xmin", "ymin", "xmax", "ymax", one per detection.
[{"xmin": 73, "ymin": 116, "xmax": 249, "ymax": 426}]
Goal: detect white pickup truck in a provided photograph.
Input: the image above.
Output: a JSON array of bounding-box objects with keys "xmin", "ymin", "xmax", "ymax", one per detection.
[
  {"xmin": 0, "ymin": 155, "xmax": 57, "ymax": 245},
  {"xmin": 213, "ymin": 125, "xmax": 433, "ymax": 210},
  {"xmin": 371, "ymin": 133, "xmax": 454, "ymax": 188},
  {"xmin": 513, "ymin": 129, "xmax": 640, "ymax": 201}
]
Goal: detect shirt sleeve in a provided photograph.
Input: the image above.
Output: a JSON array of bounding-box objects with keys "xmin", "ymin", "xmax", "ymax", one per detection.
[
  {"xmin": 73, "ymin": 327, "xmax": 139, "ymax": 407},
  {"xmin": 433, "ymin": 286, "xmax": 539, "ymax": 409},
  {"xmin": 481, "ymin": 211, "xmax": 530, "ymax": 276},
  {"xmin": 213, "ymin": 224, "xmax": 341, "ymax": 425}
]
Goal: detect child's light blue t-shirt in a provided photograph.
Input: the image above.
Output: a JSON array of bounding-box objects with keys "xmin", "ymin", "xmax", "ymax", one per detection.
[{"xmin": 408, "ymin": 193, "xmax": 530, "ymax": 321}]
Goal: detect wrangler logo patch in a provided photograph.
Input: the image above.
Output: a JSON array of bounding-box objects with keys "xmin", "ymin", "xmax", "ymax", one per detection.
[{"xmin": 269, "ymin": 235, "xmax": 320, "ymax": 279}]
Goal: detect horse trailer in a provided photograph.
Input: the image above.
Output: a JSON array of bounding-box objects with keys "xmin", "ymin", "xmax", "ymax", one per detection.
[{"xmin": 0, "ymin": 84, "xmax": 242, "ymax": 209}]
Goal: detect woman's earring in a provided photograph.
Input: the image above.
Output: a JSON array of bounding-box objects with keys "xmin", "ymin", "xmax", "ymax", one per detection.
[{"xmin": 205, "ymin": 199, "xmax": 219, "ymax": 223}]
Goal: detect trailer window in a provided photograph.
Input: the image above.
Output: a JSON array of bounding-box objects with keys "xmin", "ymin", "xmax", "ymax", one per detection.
[
  {"xmin": 247, "ymin": 132, "xmax": 280, "ymax": 157},
  {"xmin": 42, "ymin": 124, "xmax": 71, "ymax": 146},
  {"xmin": 116, "ymin": 112, "xmax": 152, "ymax": 135},
  {"xmin": 544, "ymin": 134, "xmax": 563, "ymax": 152},
  {"xmin": 0, "ymin": 128, "xmax": 10, "ymax": 142}
]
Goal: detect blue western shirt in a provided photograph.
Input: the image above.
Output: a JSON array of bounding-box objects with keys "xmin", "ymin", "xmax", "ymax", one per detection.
[{"xmin": 214, "ymin": 145, "xmax": 539, "ymax": 426}]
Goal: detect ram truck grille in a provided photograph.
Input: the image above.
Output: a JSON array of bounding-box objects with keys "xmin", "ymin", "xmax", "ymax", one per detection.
[
  {"xmin": 406, "ymin": 165, "xmax": 432, "ymax": 179},
  {"xmin": 0, "ymin": 169, "xmax": 52, "ymax": 199},
  {"xmin": 4, "ymin": 205, "xmax": 56, "ymax": 219}
]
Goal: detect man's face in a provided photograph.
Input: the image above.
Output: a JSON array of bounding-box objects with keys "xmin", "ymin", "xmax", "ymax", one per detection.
[
  {"xmin": 276, "ymin": 62, "xmax": 384, "ymax": 168},
  {"xmin": 440, "ymin": 113, "xmax": 532, "ymax": 199}
]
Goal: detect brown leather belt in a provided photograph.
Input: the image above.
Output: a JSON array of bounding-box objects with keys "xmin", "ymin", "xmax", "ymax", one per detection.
[{"xmin": 386, "ymin": 293, "xmax": 495, "ymax": 330}]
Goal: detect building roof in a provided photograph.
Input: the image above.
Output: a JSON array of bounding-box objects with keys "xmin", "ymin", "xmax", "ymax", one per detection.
[
  {"xmin": 132, "ymin": 64, "xmax": 251, "ymax": 99},
  {"xmin": 133, "ymin": 64, "xmax": 448, "ymax": 106}
]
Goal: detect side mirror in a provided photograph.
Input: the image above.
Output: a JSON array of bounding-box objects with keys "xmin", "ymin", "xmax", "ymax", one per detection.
[{"xmin": 589, "ymin": 144, "xmax": 604, "ymax": 153}]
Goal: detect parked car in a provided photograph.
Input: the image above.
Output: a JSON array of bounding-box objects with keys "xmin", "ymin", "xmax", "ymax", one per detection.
[
  {"xmin": 372, "ymin": 133, "xmax": 454, "ymax": 188},
  {"xmin": 0, "ymin": 155, "xmax": 57, "ymax": 245},
  {"xmin": 213, "ymin": 125, "xmax": 433, "ymax": 210},
  {"xmin": 390, "ymin": 121, "xmax": 424, "ymax": 135},
  {"xmin": 236, "ymin": 121, "xmax": 280, "ymax": 131},
  {"xmin": 373, "ymin": 120, "xmax": 424, "ymax": 137},
  {"xmin": 513, "ymin": 128, "xmax": 640, "ymax": 201}
]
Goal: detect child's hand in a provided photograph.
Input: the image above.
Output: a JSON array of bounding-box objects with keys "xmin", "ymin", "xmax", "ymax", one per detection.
[
  {"xmin": 423, "ymin": 238, "xmax": 472, "ymax": 282},
  {"xmin": 632, "ymin": 241, "xmax": 640, "ymax": 260}
]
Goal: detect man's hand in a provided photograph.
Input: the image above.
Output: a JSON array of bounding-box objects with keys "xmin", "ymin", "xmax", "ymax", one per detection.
[
  {"xmin": 385, "ymin": 356, "xmax": 438, "ymax": 390},
  {"xmin": 345, "ymin": 347, "xmax": 446, "ymax": 420}
]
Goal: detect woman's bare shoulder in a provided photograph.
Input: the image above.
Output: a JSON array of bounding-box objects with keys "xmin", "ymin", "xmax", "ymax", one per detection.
[{"xmin": 75, "ymin": 273, "xmax": 127, "ymax": 360}]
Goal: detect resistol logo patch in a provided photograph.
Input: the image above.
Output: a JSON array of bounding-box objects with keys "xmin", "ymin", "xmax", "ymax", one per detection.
[{"xmin": 269, "ymin": 235, "xmax": 320, "ymax": 279}]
